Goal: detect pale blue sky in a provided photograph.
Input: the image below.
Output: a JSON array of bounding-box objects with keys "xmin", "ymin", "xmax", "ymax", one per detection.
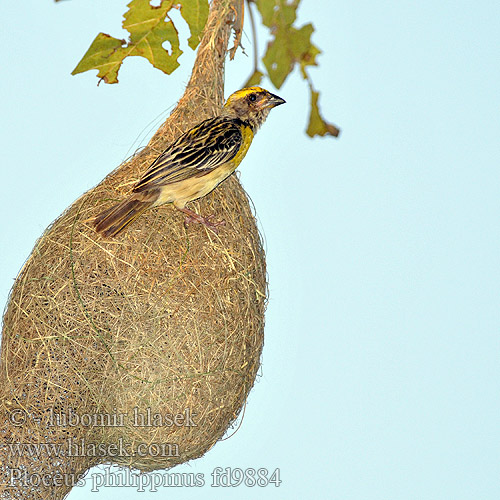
[{"xmin": 1, "ymin": 1, "xmax": 500, "ymax": 499}]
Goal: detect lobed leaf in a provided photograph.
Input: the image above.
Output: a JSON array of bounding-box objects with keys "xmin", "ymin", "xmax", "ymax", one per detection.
[
  {"xmin": 72, "ymin": 0, "xmax": 182, "ymax": 83},
  {"xmin": 180, "ymin": 0, "xmax": 210, "ymax": 50},
  {"xmin": 243, "ymin": 69, "xmax": 264, "ymax": 88},
  {"xmin": 72, "ymin": 33, "xmax": 127, "ymax": 84},
  {"xmin": 256, "ymin": 0, "xmax": 296, "ymax": 28},
  {"xmin": 290, "ymin": 23, "xmax": 321, "ymax": 78},
  {"xmin": 306, "ymin": 88, "xmax": 340, "ymax": 138},
  {"xmin": 257, "ymin": 2, "xmax": 320, "ymax": 89},
  {"xmin": 254, "ymin": 0, "xmax": 340, "ymax": 138},
  {"xmin": 262, "ymin": 29, "xmax": 292, "ymax": 89}
]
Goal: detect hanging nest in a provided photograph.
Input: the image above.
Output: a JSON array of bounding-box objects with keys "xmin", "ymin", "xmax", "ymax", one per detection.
[{"xmin": 0, "ymin": 1, "xmax": 266, "ymax": 498}]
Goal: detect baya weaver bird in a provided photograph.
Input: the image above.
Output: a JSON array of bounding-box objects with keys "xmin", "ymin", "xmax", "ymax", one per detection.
[{"xmin": 94, "ymin": 86, "xmax": 285, "ymax": 237}]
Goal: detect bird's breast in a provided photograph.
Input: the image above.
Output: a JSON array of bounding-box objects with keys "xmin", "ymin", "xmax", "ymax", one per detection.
[
  {"xmin": 231, "ymin": 125, "xmax": 254, "ymax": 166},
  {"xmin": 155, "ymin": 125, "xmax": 254, "ymax": 207}
]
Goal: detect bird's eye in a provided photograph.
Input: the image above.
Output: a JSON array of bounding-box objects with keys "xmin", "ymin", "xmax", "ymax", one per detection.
[{"xmin": 248, "ymin": 93, "xmax": 256, "ymax": 102}]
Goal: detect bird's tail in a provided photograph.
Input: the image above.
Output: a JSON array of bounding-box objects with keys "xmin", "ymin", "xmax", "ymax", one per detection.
[{"xmin": 93, "ymin": 197, "xmax": 154, "ymax": 238}]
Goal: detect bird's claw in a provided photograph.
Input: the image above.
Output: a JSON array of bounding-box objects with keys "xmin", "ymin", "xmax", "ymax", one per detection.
[{"xmin": 184, "ymin": 214, "xmax": 226, "ymax": 233}]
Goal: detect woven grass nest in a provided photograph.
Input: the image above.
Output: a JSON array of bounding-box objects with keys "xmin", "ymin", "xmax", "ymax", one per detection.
[{"xmin": 0, "ymin": 2, "xmax": 267, "ymax": 498}]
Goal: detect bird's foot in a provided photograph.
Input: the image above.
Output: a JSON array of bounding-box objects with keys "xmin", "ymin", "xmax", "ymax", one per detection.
[{"xmin": 180, "ymin": 208, "xmax": 226, "ymax": 234}]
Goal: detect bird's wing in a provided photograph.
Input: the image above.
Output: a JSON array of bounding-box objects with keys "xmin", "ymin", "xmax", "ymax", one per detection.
[{"xmin": 133, "ymin": 117, "xmax": 243, "ymax": 192}]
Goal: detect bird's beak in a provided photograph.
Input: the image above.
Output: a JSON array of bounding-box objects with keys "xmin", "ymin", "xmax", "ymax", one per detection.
[{"xmin": 264, "ymin": 92, "xmax": 286, "ymax": 109}]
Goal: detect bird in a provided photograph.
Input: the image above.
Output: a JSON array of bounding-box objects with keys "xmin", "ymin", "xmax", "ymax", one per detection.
[{"xmin": 93, "ymin": 86, "xmax": 285, "ymax": 238}]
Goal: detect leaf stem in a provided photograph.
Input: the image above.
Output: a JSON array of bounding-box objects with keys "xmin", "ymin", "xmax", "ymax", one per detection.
[{"xmin": 246, "ymin": 0, "xmax": 259, "ymax": 75}]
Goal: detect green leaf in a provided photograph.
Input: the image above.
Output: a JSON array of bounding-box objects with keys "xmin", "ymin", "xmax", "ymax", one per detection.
[
  {"xmin": 289, "ymin": 23, "xmax": 321, "ymax": 77},
  {"xmin": 72, "ymin": 0, "xmax": 182, "ymax": 83},
  {"xmin": 255, "ymin": 0, "xmax": 275, "ymax": 26},
  {"xmin": 123, "ymin": 0, "xmax": 181, "ymax": 72},
  {"xmin": 180, "ymin": 0, "xmax": 209, "ymax": 50},
  {"xmin": 258, "ymin": 2, "xmax": 315, "ymax": 88},
  {"xmin": 72, "ymin": 33, "xmax": 127, "ymax": 83},
  {"xmin": 306, "ymin": 88, "xmax": 340, "ymax": 138},
  {"xmin": 243, "ymin": 69, "xmax": 264, "ymax": 88},
  {"xmin": 254, "ymin": 0, "xmax": 340, "ymax": 138},
  {"xmin": 256, "ymin": 0, "xmax": 296, "ymax": 28},
  {"xmin": 262, "ymin": 29, "xmax": 293, "ymax": 88}
]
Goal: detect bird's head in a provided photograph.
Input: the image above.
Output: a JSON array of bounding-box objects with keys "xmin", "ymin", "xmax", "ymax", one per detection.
[{"xmin": 222, "ymin": 87, "xmax": 286, "ymax": 131}]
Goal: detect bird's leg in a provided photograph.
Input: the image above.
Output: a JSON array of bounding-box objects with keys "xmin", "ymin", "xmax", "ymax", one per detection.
[{"xmin": 176, "ymin": 206, "xmax": 226, "ymax": 233}]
